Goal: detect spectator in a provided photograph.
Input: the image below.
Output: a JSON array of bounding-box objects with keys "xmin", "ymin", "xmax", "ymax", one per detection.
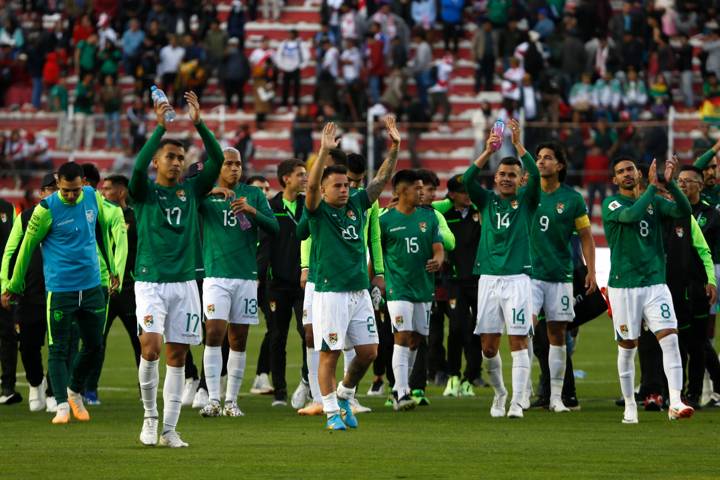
[
  {"xmin": 137, "ymin": 36, "xmax": 159, "ymax": 98},
  {"xmin": 42, "ymin": 47, "xmax": 66, "ymax": 89},
  {"xmin": 440, "ymin": 0, "xmax": 464, "ymax": 53},
  {"xmin": 74, "ymin": 33, "xmax": 99, "ymax": 78},
  {"xmin": 592, "ymin": 71, "xmax": 622, "ymax": 119},
  {"xmin": 340, "ymin": 38, "xmax": 366, "ymax": 123},
  {"xmin": 653, "ymin": 32, "xmax": 675, "ymax": 86},
  {"xmin": 23, "ymin": 132, "xmax": 52, "ymax": 170},
  {"xmin": 586, "ymin": 36, "xmax": 618, "ymax": 78},
  {"xmin": 48, "ymin": 77, "xmax": 71, "ymax": 150},
  {"xmin": 619, "ymin": 32, "xmax": 645, "ymax": 72},
  {"xmin": 314, "ymin": 23, "xmax": 339, "ymax": 61},
  {"xmin": 316, "ymin": 37, "xmax": 339, "ymax": 107},
  {"xmin": 222, "ymin": 37, "xmax": 250, "ymax": 109},
  {"xmin": 559, "ymin": 30, "xmax": 587, "ymax": 95},
  {"xmin": 366, "ymin": 30, "xmax": 387, "ymax": 105},
  {"xmin": 323, "ymin": 0, "xmax": 344, "ymax": 41},
  {"xmin": 532, "ymin": 8, "xmax": 555, "ymax": 40},
  {"xmin": 275, "ymin": 29, "xmax": 305, "ymax": 107},
  {"xmin": 157, "ymin": 34, "xmax": 185, "ymax": 104},
  {"xmin": 99, "ymin": 42, "xmax": 122, "ymax": 79},
  {"xmin": 390, "ymin": 35, "xmax": 408, "ymax": 69},
  {"xmin": 704, "ymin": 72, "xmax": 720, "ymax": 100},
  {"xmin": 146, "ymin": 1, "xmax": 172, "ymax": 36},
  {"xmin": 609, "ymin": 1, "xmax": 642, "ymax": 43},
  {"xmin": 73, "ymin": 72, "xmax": 96, "ymax": 151},
  {"xmin": 97, "ymin": 13, "xmax": 118, "ymax": 51},
  {"xmin": 340, "ymin": 38, "xmax": 362, "ymax": 87},
  {"xmin": 471, "ymin": 101, "xmax": 491, "ymax": 158},
  {"xmin": 178, "ymin": 34, "xmax": 208, "ymax": 101},
  {"xmin": 472, "ymin": 19, "xmax": 496, "ymax": 93},
  {"xmin": 126, "ymin": 96, "xmax": 147, "ymax": 153},
  {"xmin": 621, "ymin": 67, "xmax": 648, "ymax": 120},
  {"xmin": 292, "ymin": 104, "xmax": 314, "ymax": 161},
  {"xmin": 227, "ymin": 0, "xmax": 246, "ymax": 42},
  {"xmin": 262, "ymin": 0, "xmax": 283, "ymax": 21},
  {"xmin": 500, "ymin": 56, "xmax": 524, "ymax": 106},
  {"xmin": 702, "ymin": 29, "xmax": 720, "ymax": 78},
  {"xmin": 428, "ymin": 53, "xmax": 453, "ymax": 128},
  {"xmin": 250, "ymin": 37, "xmax": 276, "ymax": 128},
  {"xmin": 514, "ymin": 30, "xmax": 546, "ymax": 83},
  {"xmin": 584, "ymin": 117, "xmax": 618, "ymax": 215},
  {"xmin": 204, "ymin": 19, "xmax": 228, "ymax": 76},
  {"xmin": 100, "ymin": 75, "xmax": 122, "ymax": 150},
  {"xmin": 340, "ymin": 3, "xmax": 362, "ymax": 41},
  {"xmin": 499, "ymin": 18, "xmax": 522, "ymax": 69},
  {"xmin": 122, "ymin": 18, "xmax": 145, "ymax": 76},
  {"xmin": 372, "ymin": 2, "xmax": 411, "ymax": 47},
  {"xmin": 145, "ymin": 19, "xmax": 167, "ymax": 47},
  {"xmin": 411, "ymin": 0, "xmax": 437, "ymax": 30},
  {"xmin": 407, "ymin": 28, "xmax": 433, "ymax": 109},
  {"xmin": 675, "ymin": 34, "xmax": 694, "ymax": 108},
  {"xmin": 569, "ymin": 72, "xmax": 594, "ymax": 116},
  {"xmin": 71, "ymin": 14, "xmax": 94, "ymax": 47},
  {"xmin": 648, "ymin": 73, "xmax": 671, "ymax": 112},
  {"xmin": 380, "ymin": 67, "xmax": 406, "ymax": 112},
  {"xmin": 234, "ymin": 125, "xmax": 256, "ymax": 167},
  {"xmin": 520, "ymin": 73, "xmax": 541, "ymax": 146},
  {"xmin": 487, "ymin": 0, "xmax": 510, "ymax": 28},
  {"xmin": 5, "ymin": 129, "xmax": 26, "ymax": 172},
  {"xmin": 49, "ymin": 19, "xmax": 71, "ymax": 53}
]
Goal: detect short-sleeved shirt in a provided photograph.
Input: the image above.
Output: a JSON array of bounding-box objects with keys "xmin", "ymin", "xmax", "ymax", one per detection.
[
  {"xmin": 308, "ymin": 190, "xmax": 372, "ymax": 292},
  {"xmin": 380, "ymin": 207, "xmax": 441, "ymax": 302},
  {"xmin": 530, "ymin": 184, "xmax": 588, "ymax": 282}
]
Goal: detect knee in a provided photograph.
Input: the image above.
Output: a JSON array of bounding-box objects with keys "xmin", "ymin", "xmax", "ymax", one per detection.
[{"xmin": 482, "ymin": 348, "xmax": 498, "ymax": 358}]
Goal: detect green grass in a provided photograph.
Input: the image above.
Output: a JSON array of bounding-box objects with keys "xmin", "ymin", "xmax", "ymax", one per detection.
[{"xmin": 3, "ymin": 314, "xmax": 720, "ymax": 479}]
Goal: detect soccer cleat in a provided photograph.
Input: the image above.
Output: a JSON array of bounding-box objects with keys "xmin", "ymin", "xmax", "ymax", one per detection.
[
  {"xmin": 411, "ymin": 389, "xmax": 430, "ymax": 406},
  {"xmin": 549, "ymin": 399, "xmax": 570, "ymax": 413},
  {"xmin": 562, "ymin": 396, "xmax": 581, "ymax": 411},
  {"xmin": 52, "ymin": 403, "xmax": 70, "ymax": 424},
  {"xmin": 67, "ymin": 389, "xmax": 90, "ymax": 421},
  {"xmin": 443, "ymin": 376, "xmax": 460, "ymax": 397},
  {"xmin": 191, "ymin": 388, "xmax": 209, "ymax": 409},
  {"xmin": 459, "ymin": 380, "xmax": 476, "ymax": 397},
  {"xmin": 271, "ymin": 399, "xmax": 288, "ymax": 407},
  {"xmin": 490, "ymin": 393, "xmax": 507, "ymax": 418},
  {"xmin": 83, "ymin": 390, "xmax": 101, "ymax": 406},
  {"xmin": 325, "ymin": 413, "xmax": 347, "ymax": 431},
  {"xmin": 704, "ymin": 392, "xmax": 720, "ymax": 408},
  {"xmin": 249, "ymin": 373, "xmax": 273, "ymax": 394},
  {"xmin": 199, "ymin": 399, "xmax": 222, "ymax": 417},
  {"xmin": 29, "ymin": 382, "xmax": 46, "ymax": 412},
  {"xmin": 181, "ymin": 378, "xmax": 200, "ymax": 406},
  {"xmin": 298, "ymin": 402, "xmax": 324, "ymax": 415},
  {"xmin": 622, "ymin": 403, "xmax": 639, "ymax": 424},
  {"xmin": 291, "ymin": 379, "xmax": 310, "ymax": 409},
  {"xmin": 519, "ymin": 388, "xmax": 532, "ymax": 410},
  {"xmin": 367, "ymin": 379, "xmax": 385, "ymax": 396},
  {"xmin": 45, "ymin": 396, "xmax": 58, "ymax": 413},
  {"xmin": 384, "ymin": 396, "xmax": 394, "ymax": 408},
  {"xmin": 507, "ymin": 403, "xmax": 524, "ymax": 418},
  {"xmin": 139, "ymin": 417, "xmax": 158, "ymax": 445},
  {"xmin": 643, "ymin": 394, "xmax": 663, "ymax": 412},
  {"xmin": 392, "ymin": 392, "xmax": 416, "ymax": 412},
  {"xmin": 338, "ymin": 398, "xmax": 358, "ymax": 428},
  {"xmin": 222, "ymin": 401, "xmax": 245, "ymax": 417},
  {"xmin": 0, "ymin": 390, "xmax": 22, "ymax": 405},
  {"xmin": 668, "ymin": 402, "xmax": 694, "ymax": 421},
  {"xmin": 529, "ymin": 397, "xmax": 549, "ymax": 409},
  {"xmin": 159, "ymin": 430, "xmax": 189, "ymax": 448},
  {"xmin": 349, "ymin": 397, "xmax": 372, "ymax": 414}
]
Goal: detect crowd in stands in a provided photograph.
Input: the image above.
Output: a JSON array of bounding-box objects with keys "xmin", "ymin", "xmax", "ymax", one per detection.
[{"xmin": 0, "ymin": 0, "xmax": 720, "ymax": 196}]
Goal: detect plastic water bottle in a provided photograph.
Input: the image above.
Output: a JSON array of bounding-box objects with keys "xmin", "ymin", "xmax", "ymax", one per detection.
[
  {"xmin": 236, "ymin": 196, "xmax": 252, "ymax": 230},
  {"xmin": 490, "ymin": 119, "xmax": 505, "ymax": 151},
  {"xmin": 150, "ymin": 85, "xmax": 176, "ymax": 123}
]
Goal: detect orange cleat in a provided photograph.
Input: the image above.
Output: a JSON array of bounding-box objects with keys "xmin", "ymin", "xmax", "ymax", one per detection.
[{"xmin": 68, "ymin": 391, "xmax": 90, "ymax": 421}]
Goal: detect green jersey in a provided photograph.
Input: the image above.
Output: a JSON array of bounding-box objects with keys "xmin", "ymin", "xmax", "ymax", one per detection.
[
  {"xmin": 693, "ymin": 147, "xmax": 720, "ymax": 206},
  {"xmin": 602, "ymin": 182, "xmax": 692, "ymax": 288},
  {"xmin": 129, "ymin": 122, "xmax": 223, "ymax": 283},
  {"xmin": 530, "ymin": 184, "xmax": 588, "ymax": 282},
  {"xmin": 308, "ymin": 189, "xmax": 372, "ymax": 292},
  {"xmin": 380, "ymin": 207, "xmax": 441, "ymax": 302},
  {"xmin": 463, "ymin": 152, "xmax": 541, "ymax": 276},
  {"xmin": 199, "ymin": 183, "xmax": 278, "ymax": 279}
]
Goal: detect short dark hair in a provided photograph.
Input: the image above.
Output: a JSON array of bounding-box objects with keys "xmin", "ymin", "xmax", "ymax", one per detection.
[
  {"xmin": 347, "ymin": 153, "xmax": 367, "ymax": 175},
  {"xmin": 535, "ymin": 141, "xmax": 568, "ymax": 181},
  {"xmin": 328, "ymin": 148, "xmax": 347, "ymax": 166},
  {"xmin": 392, "ymin": 169, "xmax": 419, "ymax": 188},
  {"xmin": 158, "ymin": 138, "xmax": 185, "ymax": 150},
  {"xmin": 277, "ymin": 159, "xmax": 306, "ymax": 188},
  {"xmin": 105, "ymin": 174, "xmax": 129, "ymax": 189},
  {"xmin": 611, "ymin": 155, "xmax": 637, "ymax": 171},
  {"xmin": 321, "ymin": 164, "xmax": 348, "ymax": 182},
  {"xmin": 499, "ymin": 157, "xmax": 522, "ymax": 168},
  {"xmin": 57, "ymin": 162, "xmax": 84, "ymax": 182},
  {"xmin": 82, "ymin": 163, "xmax": 101, "ymax": 187},
  {"xmin": 679, "ymin": 165, "xmax": 704, "ymax": 178},
  {"xmin": 246, "ymin": 175, "xmax": 268, "ymax": 185},
  {"xmin": 416, "ymin": 169, "xmax": 439, "ymax": 187}
]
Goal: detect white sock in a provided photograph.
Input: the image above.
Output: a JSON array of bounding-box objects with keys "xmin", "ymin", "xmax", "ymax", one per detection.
[
  {"xmin": 343, "ymin": 348, "xmax": 356, "ymax": 377},
  {"xmin": 336, "ymin": 381, "xmax": 356, "ymax": 400},
  {"xmin": 225, "ymin": 350, "xmax": 246, "ymax": 403},
  {"xmin": 482, "ymin": 352, "xmax": 506, "ymax": 396},
  {"xmin": 392, "ymin": 344, "xmax": 410, "ymax": 396},
  {"xmin": 307, "ymin": 347, "xmax": 321, "ymax": 403},
  {"xmin": 162, "ymin": 365, "xmax": 184, "ymax": 433},
  {"xmin": 617, "ymin": 346, "xmax": 637, "ymax": 406},
  {"xmin": 526, "ymin": 339, "xmax": 534, "ymax": 397},
  {"xmin": 511, "ymin": 349, "xmax": 530, "ymax": 405},
  {"xmin": 138, "ymin": 358, "xmax": 159, "ymax": 418},
  {"xmin": 203, "ymin": 346, "xmax": 222, "ymax": 402},
  {"xmin": 549, "ymin": 345, "xmax": 567, "ymax": 402},
  {"xmin": 659, "ymin": 334, "xmax": 683, "ymax": 405},
  {"xmin": 322, "ymin": 392, "xmax": 340, "ymax": 417}
]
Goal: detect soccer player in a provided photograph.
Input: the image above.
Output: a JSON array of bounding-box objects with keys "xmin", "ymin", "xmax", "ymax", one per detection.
[
  {"xmin": 306, "ymin": 118, "xmax": 400, "ymax": 430},
  {"xmin": 693, "ymin": 137, "xmax": 720, "ymax": 206},
  {"xmin": 602, "ymin": 156, "xmax": 695, "ymax": 423},
  {"xmin": 2, "ymin": 162, "xmax": 117, "ymax": 424},
  {"xmin": 0, "ymin": 196, "xmax": 18, "ymax": 406},
  {"xmin": 131, "ymin": 92, "xmax": 224, "ymax": 447},
  {"xmin": 529, "ymin": 142, "xmax": 597, "ymax": 412},
  {"xmin": 462, "ymin": 120, "xmax": 540, "ymax": 419},
  {"xmin": 198, "ymin": 147, "xmax": 279, "ymax": 417},
  {"xmin": 380, "ymin": 169, "xmax": 444, "ymax": 410}
]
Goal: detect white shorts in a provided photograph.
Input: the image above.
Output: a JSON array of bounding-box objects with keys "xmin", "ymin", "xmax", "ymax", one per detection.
[
  {"xmin": 203, "ymin": 277, "xmax": 260, "ymax": 325},
  {"xmin": 475, "ymin": 274, "xmax": 533, "ymax": 336},
  {"xmin": 135, "ymin": 280, "xmax": 202, "ymax": 345},
  {"xmin": 531, "ymin": 280, "xmax": 574, "ymax": 321},
  {"xmin": 387, "ymin": 300, "xmax": 431, "ymax": 336},
  {"xmin": 302, "ymin": 281, "xmax": 315, "ymax": 326},
  {"xmin": 312, "ymin": 290, "xmax": 378, "ymax": 351},
  {"xmin": 608, "ymin": 284, "xmax": 677, "ymax": 341}
]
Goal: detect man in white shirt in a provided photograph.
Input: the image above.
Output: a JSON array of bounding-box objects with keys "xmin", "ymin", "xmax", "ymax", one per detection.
[
  {"xmin": 275, "ymin": 29, "xmax": 305, "ymax": 107},
  {"xmin": 340, "ymin": 39, "xmax": 362, "ymax": 85},
  {"xmin": 157, "ymin": 35, "xmax": 186, "ymax": 104}
]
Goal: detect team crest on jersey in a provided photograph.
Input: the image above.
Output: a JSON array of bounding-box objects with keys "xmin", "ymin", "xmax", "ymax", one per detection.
[
  {"xmin": 419, "ymin": 222, "xmax": 427, "ymax": 232},
  {"xmin": 176, "ymin": 190, "xmax": 187, "ymax": 202},
  {"xmin": 53, "ymin": 310, "xmax": 63, "ymax": 321},
  {"xmin": 395, "ymin": 315, "xmax": 404, "ymax": 326},
  {"xmin": 619, "ymin": 324, "xmax": 628, "ymax": 335},
  {"xmin": 143, "ymin": 315, "xmax": 153, "ymax": 327},
  {"xmin": 270, "ymin": 301, "xmax": 277, "ymax": 312},
  {"xmin": 346, "ymin": 209, "xmax": 356, "ymax": 221},
  {"xmin": 646, "ymin": 204, "xmax": 654, "ymax": 215},
  {"xmin": 608, "ymin": 200, "xmax": 622, "ymax": 211},
  {"xmin": 698, "ymin": 217, "xmax": 707, "ymax": 227},
  {"xmin": 0, "ymin": 212, "xmax": 6, "ymax": 223},
  {"xmin": 328, "ymin": 333, "xmax": 338, "ymax": 345},
  {"xmin": 675, "ymin": 227, "xmax": 684, "ymax": 238},
  {"xmin": 207, "ymin": 304, "xmax": 215, "ymax": 314},
  {"xmin": 556, "ymin": 202, "xmax": 565, "ymax": 214},
  {"xmin": 85, "ymin": 209, "xmax": 95, "ymax": 223},
  {"xmin": 510, "ymin": 200, "xmax": 519, "ymax": 210}
]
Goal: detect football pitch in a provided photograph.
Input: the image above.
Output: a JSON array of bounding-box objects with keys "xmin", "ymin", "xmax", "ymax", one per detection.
[{"xmin": 2, "ymin": 314, "xmax": 719, "ymax": 480}]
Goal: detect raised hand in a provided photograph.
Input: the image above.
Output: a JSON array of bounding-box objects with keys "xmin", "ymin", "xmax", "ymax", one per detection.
[
  {"xmin": 319, "ymin": 122, "xmax": 339, "ymax": 152},
  {"xmin": 508, "ymin": 118, "xmax": 522, "ymax": 146},
  {"xmin": 485, "ymin": 133, "xmax": 501, "ymax": 153},
  {"xmin": 664, "ymin": 155, "xmax": 678, "ymax": 183},
  {"xmin": 648, "ymin": 158, "xmax": 658, "ymax": 187},
  {"xmin": 385, "ymin": 115, "xmax": 401, "ymax": 147},
  {"xmin": 185, "ymin": 91, "xmax": 201, "ymax": 124},
  {"xmin": 155, "ymin": 101, "xmax": 173, "ymax": 128}
]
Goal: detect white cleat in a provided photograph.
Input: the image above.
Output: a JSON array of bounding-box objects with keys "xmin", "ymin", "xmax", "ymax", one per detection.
[
  {"xmin": 191, "ymin": 388, "xmax": 209, "ymax": 409},
  {"xmin": 519, "ymin": 386, "xmax": 532, "ymax": 410},
  {"xmin": 622, "ymin": 403, "xmax": 639, "ymax": 424},
  {"xmin": 291, "ymin": 379, "xmax": 310, "ymax": 409},
  {"xmin": 181, "ymin": 378, "xmax": 199, "ymax": 407},
  {"xmin": 139, "ymin": 417, "xmax": 158, "ymax": 446},
  {"xmin": 490, "ymin": 393, "xmax": 507, "ymax": 418},
  {"xmin": 249, "ymin": 373, "xmax": 274, "ymax": 394},
  {"xmin": 29, "ymin": 379, "xmax": 46, "ymax": 412},
  {"xmin": 350, "ymin": 397, "xmax": 372, "ymax": 414},
  {"xmin": 159, "ymin": 430, "xmax": 189, "ymax": 448},
  {"xmin": 507, "ymin": 403, "xmax": 524, "ymax": 418},
  {"xmin": 668, "ymin": 402, "xmax": 694, "ymax": 421},
  {"xmin": 549, "ymin": 399, "xmax": 571, "ymax": 413},
  {"xmin": 45, "ymin": 396, "xmax": 58, "ymax": 413},
  {"xmin": 222, "ymin": 401, "xmax": 245, "ymax": 417},
  {"xmin": 199, "ymin": 399, "xmax": 222, "ymax": 417}
]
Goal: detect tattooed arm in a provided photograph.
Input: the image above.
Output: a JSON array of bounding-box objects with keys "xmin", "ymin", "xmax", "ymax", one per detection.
[{"xmin": 365, "ymin": 116, "xmax": 401, "ymax": 204}]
